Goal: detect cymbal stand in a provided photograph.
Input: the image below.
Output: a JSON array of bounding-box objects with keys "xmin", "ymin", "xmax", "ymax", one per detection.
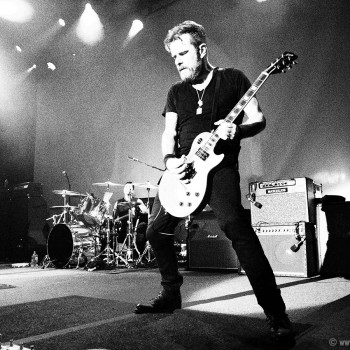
[
  {"xmin": 97, "ymin": 216, "xmax": 129, "ymax": 268},
  {"xmin": 119, "ymin": 207, "xmax": 138, "ymax": 264},
  {"xmin": 135, "ymin": 188, "xmax": 155, "ymax": 267}
]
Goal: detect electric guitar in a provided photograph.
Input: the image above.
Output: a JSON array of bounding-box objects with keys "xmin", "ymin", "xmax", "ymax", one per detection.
[{"xmin": 159, "ymin": 52, "xmax": 298, "ymax": 218}]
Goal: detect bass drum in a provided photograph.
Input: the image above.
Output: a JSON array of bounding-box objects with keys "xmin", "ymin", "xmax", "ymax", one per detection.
[{"xmin": 47, "ymin": 224, "xmax": 99, "ymax": 268}]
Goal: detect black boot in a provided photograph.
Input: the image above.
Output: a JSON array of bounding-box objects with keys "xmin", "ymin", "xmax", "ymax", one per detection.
[
  {"xmin": 265, "ymin": 313, "xmax": 296, "ymax": 348},
  {"xmin": 135, "ymin": 288, "xmax": 182, "ymax": 314}
]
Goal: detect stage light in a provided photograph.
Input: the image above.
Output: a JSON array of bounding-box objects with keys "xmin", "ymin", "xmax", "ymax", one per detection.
[
  {"xmin": 26, "ymin": 64, "xmax": 36, "ymax": 73},
  {"xmin": 47, "ymin": 62, "xmax": 56, "ymax": 71},
  {"xmin": 0, "ymin": 0, "xmax": 34, "ymax": 23},
  {"xmin": 122, "ymin": 19, "xmax": 144, "ymax": 48},
  {"xmin": 15, "ymin": 45, "xmax": 22, "ymax": 52},
  {"xmin": 129, "ymin": 19, "xmax": 144, "ymax": 38},
  {"xmin": 58, "ymin": 18, "xmax": 66, "ymax": 27},
  {"xmin": 76, "ymin": 3, "xmax": 104, "ymax": 45}
]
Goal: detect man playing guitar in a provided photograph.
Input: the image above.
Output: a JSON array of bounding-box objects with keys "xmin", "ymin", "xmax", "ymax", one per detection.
[{"xmin": 134, "ymin": 21, "xmax": 295, "ymax": 347}]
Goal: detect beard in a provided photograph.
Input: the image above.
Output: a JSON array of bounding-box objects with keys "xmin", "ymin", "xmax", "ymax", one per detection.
[
  {"xmin": 179, "ymin": 65, "xmax": 201, "ymax": 83},
  {"xmin": 178, "ymin": 52, "xmax": 203, "ymax": 83}
]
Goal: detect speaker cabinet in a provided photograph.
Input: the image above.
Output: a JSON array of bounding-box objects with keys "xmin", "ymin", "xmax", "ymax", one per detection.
[
  {"xmin": 10, "ymin": 193, "xmax": 49, "ymax": 262},
  {"xmin": 249, "ymin": 177, "xmax": 321, "ymax": 225},
  {"xmin": 0, "ymin": 189, "xmax": 11, "ymax": 260},
  {"xmin": 187, "ymin": 210, "xmax": 239, "ymax": 270},
  {"xmin": 239, "ymin": 222, "xmax": 318, "ymax": 277},
  {"xmin": 321, "ymin": 202, "xmax": 350, "ymax": 277}
]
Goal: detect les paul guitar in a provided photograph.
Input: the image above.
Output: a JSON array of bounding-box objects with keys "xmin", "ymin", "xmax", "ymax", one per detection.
[{"xmin": 159, "ymin": 52, "xmax": 298, "ymax": 218}]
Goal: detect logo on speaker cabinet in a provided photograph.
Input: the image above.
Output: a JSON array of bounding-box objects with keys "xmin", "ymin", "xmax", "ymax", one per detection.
[
  {"xmin": 259, "ymin": 179, "xmax": 296, "ymax": 189},
  {"xmin": 266, "ymin": 188, "xmax": 288, "ymax": 194}
]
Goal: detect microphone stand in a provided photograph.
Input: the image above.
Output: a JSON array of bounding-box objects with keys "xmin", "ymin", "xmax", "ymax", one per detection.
[{"xmin": 128, "ymin": 156, "xmax": 164, "ymax": 172}]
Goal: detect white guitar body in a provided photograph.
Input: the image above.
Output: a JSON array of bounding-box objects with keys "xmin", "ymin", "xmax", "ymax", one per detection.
[
  {"xmin": 159, "ymin": 52, "xmax": 297, "ymax": 218},
  {"xmin": 159, "ymin": 132, "xmax": 224, "ymax": 218}
]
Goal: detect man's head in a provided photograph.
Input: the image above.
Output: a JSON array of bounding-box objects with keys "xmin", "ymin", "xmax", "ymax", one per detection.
[
  {"xmin": 124, "ymin": 182, "xmax": 134, "ymax": 198},
  {"xmin": 164, "ymin": 21, "xmax": 208, "ymax": 83}
]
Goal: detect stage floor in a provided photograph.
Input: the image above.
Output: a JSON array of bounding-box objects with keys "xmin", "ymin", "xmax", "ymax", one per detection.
[{"xmin": 0, "ymin": 264, "xmax": 349, "ymax": 349}]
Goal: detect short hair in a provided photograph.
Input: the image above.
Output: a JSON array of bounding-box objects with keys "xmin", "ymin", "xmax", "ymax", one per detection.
[{"xmin": 164, "ymin": 20, "xmax": 207, "ymax": 52}]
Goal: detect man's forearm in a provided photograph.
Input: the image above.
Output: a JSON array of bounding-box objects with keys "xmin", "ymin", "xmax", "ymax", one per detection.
[
  {"xmin": 161, "ymin": 130, "xmax": 176, "ymax": 157},
  {"xmin": 237, "ymin": 119, "xmax": 266, "ymax": 139}
]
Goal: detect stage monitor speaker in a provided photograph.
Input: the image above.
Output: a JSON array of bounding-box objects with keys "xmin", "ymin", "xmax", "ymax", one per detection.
[
  {"xmin": 187, "ymin": 210, "xmax": 242, "ymax": 271},
  {"xmin": 240, "ymin": 222, "xmax": 319, "ymax": 277},
  {"xmin": 321, "ymin": 201, "xmax": 350, "ymax": 277},
  {"xmin": 10, "ymin": 185, "xmax": 49, "ymax": 262},
  {"xmin": 249, "ymin": 177, "xmax": 322, "ymax": 226}
]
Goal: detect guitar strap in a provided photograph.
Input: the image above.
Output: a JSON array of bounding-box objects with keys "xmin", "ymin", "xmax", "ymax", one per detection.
[{"xmin": 209, "ymin": 67, "xmax": 222, "ymax": 130}]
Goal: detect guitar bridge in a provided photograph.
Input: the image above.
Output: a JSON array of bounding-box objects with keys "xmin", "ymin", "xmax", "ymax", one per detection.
[{"xmin": 184, "ymin": 162, "xmax": 196, "ymax": 180}]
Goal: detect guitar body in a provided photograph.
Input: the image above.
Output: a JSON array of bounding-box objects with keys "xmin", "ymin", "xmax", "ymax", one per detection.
[{"xmin": 159, "ymin": 132, "xmax": 224, "ymax": 217}]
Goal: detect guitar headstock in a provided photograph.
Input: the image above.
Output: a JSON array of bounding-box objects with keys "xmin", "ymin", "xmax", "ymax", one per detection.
[{"xmin": 266, "ymin": 51, "xmax": 298, "ymax": 75}]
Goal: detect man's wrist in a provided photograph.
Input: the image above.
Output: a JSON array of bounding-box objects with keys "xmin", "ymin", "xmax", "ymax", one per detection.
[{"xmin": 163, "ymin": 154, "xmax": 177, "ymax": 168}]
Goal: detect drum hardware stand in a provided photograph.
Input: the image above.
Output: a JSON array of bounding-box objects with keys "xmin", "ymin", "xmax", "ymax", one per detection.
[
  {"xmin": 135, "ymin": 193, "xmax": 155, "ymax": 267},
  {"xmin": 46, "ymin": 214, "xmax": 63, "ymax": 226},
  {"xmin": 183, "ymin": 215, "xmax": 192, "ymax": 268},
  {"xmin": 76, "ymin": 244, "xmax": 85, "ymax": 269},
  {"xmin": 96, "ymin": 216, "xmax": 129, "ymax": 268},
  {"xmin": 118, "ymin": 207, "xmax": 139, "ymax": 265},
  {"xmin": 135, "ymin": 240, "xmax": 155, "ymax": 267}
]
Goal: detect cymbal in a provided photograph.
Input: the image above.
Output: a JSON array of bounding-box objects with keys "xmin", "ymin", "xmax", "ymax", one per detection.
[
  {"xmin": 92, "ymin": 181, "xmax": 123, "ymax": 187},
  {"xmin": 134, "ymin": 182, "xmax": 158, "ymax": 189},
  {"xmin": 53, "ymin": 190, "xmax": 85, "ymax": 196},
  {"xmin": 50, "ymin": 205, "xmax": 78, "ymax": 209}
]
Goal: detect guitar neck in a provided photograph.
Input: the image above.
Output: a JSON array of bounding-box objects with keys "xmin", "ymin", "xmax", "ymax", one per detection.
[
  {"xmin": 225, "ymin": 71, "xmax": 270, "ymax": 124},
  {"xmin": 201, "ymin": 70, "xmax": 271, "ymax": 154}
]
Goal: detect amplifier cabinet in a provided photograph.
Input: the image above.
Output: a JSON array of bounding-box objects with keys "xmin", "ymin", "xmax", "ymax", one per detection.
[
  {"xmin": 0, "ymin": 189, "xmax": 11, "ymax": 260},
  {"xmin": 10, "ymin": 194, "xmax": 49, "ymax": 262},
  {"xmin": 187, "ymin": 210, "xmax": 240, "ymax": 270},
  {"xmin": 249, "ymin": 177, "xmax": 321, "ymax": 226},
  {"xmin": 240, "ymin": 222, "xmax": 319, "ymax": 277}
]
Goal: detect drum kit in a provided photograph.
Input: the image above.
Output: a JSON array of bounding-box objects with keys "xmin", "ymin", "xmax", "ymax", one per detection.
[{"xmin": 43, "ymin": 181, "xmax": 158, "ymax": 270}]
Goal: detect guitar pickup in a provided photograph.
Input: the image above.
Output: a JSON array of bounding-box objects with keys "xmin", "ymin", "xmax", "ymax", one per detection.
[{"xmin": 195, "ymin": 148, "xmax": 209, "ymax": 161}]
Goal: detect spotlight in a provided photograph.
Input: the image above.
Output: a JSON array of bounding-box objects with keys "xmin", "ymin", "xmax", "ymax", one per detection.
[
  {"xmin": 15, "ymin": 45, "xmax": 22, "ymax": 52},
  {"xmin": 76, "ymin": 3, "xmax": 104, "ymax": 45},
  {"xmin": 58, "ymin": 18, "xmax": 65, "ymax": 27},
  {"xmin": 0, "ymin": 0, "xmax": 34, "ymax": 23},
  {"xmin": 27, "ymin": 64, "xmax": 36, "ymax": 73},
  {"xmin": 129, "ymin": 19, "xmax": 143, "ymax": 38},
  {"xmin": 47, "ymin": 62, "xmax": 56, "ymax": 71}
]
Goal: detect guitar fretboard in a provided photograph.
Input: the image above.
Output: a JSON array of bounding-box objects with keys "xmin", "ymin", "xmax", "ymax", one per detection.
[{"xmin": 200, "ymin": 71, "xmax": 270, "ymax": 156}]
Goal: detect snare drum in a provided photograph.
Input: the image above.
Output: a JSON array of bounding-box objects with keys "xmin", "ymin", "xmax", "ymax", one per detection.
[{"xmin": 47, "ymin": 224, "xmax": 100, "ymax": 268}]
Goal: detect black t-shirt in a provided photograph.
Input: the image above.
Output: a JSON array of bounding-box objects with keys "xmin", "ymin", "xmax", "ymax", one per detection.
[{"xmin": 163, "ymin": 68, "xmax": 251, "ymax": 161}]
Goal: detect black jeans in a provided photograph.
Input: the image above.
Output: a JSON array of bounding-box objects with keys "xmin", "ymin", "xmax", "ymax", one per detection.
[{"xmin": 146, "ymin": 165, "xmax": 286, "ymax": 315}]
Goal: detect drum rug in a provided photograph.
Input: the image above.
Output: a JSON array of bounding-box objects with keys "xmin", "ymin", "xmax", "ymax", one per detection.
[{"xmin": 0, "ymin": 295, "xmax": 311, "ymax": 350}]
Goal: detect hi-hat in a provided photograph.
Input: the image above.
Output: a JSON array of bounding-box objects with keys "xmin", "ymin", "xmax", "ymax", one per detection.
[
  {"xmin": 53, "ymin": 190, "xmax": 85, "ymax": 196},
  {"xmin": 92, "ymin": 181, "xmax": 123, "ymax": 187},
  {"xmin": 134, "ymin": 181, "xmax": 158, "ymax": 189},
  {"xmin": 50, "ymin": 205, "xmax": 78, "ymax": 209}
]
